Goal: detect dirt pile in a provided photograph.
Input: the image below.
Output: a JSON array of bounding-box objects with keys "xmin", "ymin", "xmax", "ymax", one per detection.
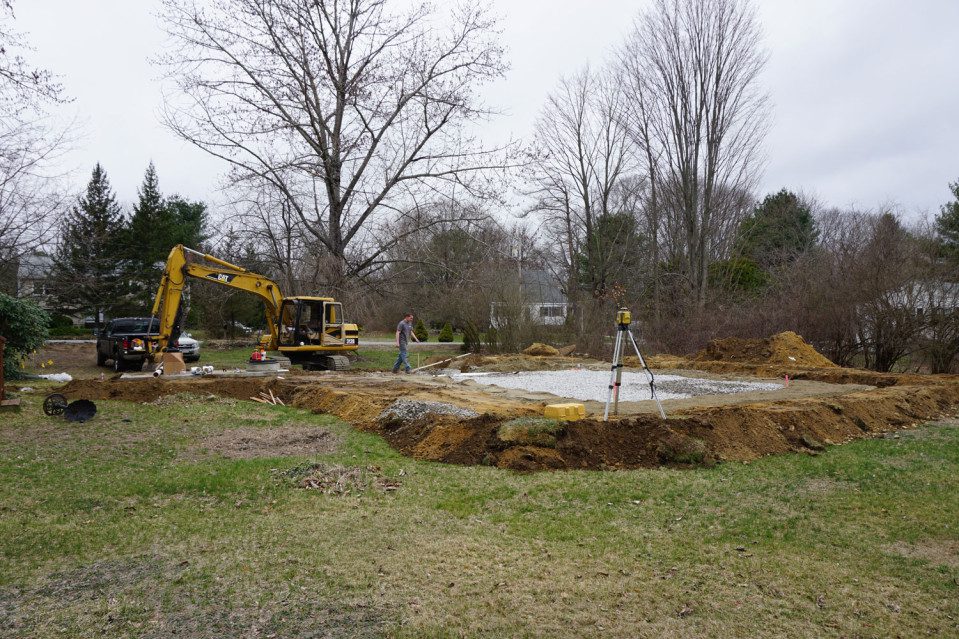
[
  {"xmin": 522, "ymin": 343, "xmax": 560, "ymax": 357},
  {"xmin": 365, "ymin": 379, "xmax": 959, "ymax": 470},
  {"xmin": 60, "ymin": 376, "xmax": 289, "ymax": 404},
  {"xmin": 696, "ymin": 331, "xmax": 837, "ymax": 368}
]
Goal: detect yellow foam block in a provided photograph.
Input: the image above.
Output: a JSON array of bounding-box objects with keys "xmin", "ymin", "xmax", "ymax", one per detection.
[{"xmin": 544, "ymin": 403, "xmax": 586, "ymax": 421}]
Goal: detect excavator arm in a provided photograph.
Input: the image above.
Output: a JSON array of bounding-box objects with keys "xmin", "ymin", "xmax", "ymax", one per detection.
[{"xmin": 150, "ymin": 245, "xmax": 284, "ymax": 357}]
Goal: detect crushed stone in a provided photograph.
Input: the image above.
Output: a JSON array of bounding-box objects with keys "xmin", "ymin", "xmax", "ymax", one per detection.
[
  {"xmin": 451, "ymin": 370, "xmax": 781, "ymax": 403},
  {"xmin": 378, "ymin": 399, "xmax": 479, "ymax": 422}
]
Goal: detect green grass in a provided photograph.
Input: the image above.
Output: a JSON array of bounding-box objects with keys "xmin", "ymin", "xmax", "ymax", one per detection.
[{"xmin": 1, "ymin": 389, "xmax": 957, "ymax": 637}]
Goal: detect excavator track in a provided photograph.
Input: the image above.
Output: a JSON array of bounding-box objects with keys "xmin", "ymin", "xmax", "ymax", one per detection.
[{"xmin": 305, "ymin": 355, "xmax": 351, "ymax": 371}]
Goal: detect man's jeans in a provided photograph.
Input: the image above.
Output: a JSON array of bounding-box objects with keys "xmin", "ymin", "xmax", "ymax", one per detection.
[{"xmin": 392, "ymin": 346, "xmax": 410, "ymax": 372}]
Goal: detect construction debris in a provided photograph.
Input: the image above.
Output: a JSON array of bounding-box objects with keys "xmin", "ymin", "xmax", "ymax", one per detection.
[
  {"xmin": 278, "ymin": 462, "xmax": 399, "ymax": 494},
  {"xmin": 251, "ymin": 389, "xmax": 285, "ymax": 405},
  {"xmin": 411, "ymin": 352, "xmax": 472, "ymax": 372}
]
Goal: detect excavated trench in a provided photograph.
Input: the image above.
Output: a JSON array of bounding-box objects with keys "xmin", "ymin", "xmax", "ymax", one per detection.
[{"xmin": 58, "ymin": 363, "xmax": 959, "ymax": 472}]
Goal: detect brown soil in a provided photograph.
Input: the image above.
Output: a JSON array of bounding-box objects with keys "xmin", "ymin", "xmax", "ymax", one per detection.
[
  {"xmin": 54, "ymin": 365, "xmax": 959, "ymax": 472},
  {"xmin": 522, "ymin": 343, "xmax": 560, "ymax": 356},
  {"xmin": 695, "ymin": 331, "xmax": 837, "ymax": 368},
  {"xmin": 191, "ymin": 425, "xmax": 339, "ymax": 460}
]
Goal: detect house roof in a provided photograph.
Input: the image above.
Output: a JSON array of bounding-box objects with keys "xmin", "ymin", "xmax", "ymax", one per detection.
[
  {"xmin": 521, "ymin": 269, "xmax": 566, "ymax": 304},
  {"xmin": 17, "ymin": 253, "xmax": 53, "ymax": 280}
]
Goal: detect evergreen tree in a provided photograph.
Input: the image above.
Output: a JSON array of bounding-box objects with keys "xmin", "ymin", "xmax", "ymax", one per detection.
[
  {"xmin": 125, "ymin": 162, "xmax": 173, "ymax": 306},
  {"xmin": 736, "ymin": 189, "xmax": 819, "ymax": 269},
  {"xmin": 936, "ymin": 180, "xmax": 959, "ymax": 261},
  {"xmin": 165, "ymin": 195, "xmax": 210, "ymax": 249},
  {"xmin": 124, "ymin": 163, "xmax": 211, "ymax": 307},
  {"xmin": 413, "ymin": 317, "xmax": 429, "ymax": 342},
  {"xmin": 438, "ymin": 321, "xmax": 454, "ymax": 342},
  {"xmin": 50, "ymin": 164, "xmax": 127, "ymax": 329}
]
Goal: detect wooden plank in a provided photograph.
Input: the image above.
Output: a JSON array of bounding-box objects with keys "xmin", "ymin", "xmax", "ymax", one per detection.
[{"xmin": 411, "ymin": 352, "xmax": 472, "ymax": 373}]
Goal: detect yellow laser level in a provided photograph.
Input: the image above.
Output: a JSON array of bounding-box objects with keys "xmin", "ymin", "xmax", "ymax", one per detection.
[{"xmin": 616, "ymin": 307, "xmax": 631, "ymax": 326}]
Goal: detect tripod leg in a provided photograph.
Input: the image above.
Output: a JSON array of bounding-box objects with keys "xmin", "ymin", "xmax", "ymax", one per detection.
[
  {"xmin": 603, "ymin": 330, "xmax": 623, "ymax": 422},
  {"xmin": 614, "ymin": 331, "xmax": 625, "ymax": 416},
  {"xmin": 627, "ymin": 329, "xmax": 666, "ymax": 419}
]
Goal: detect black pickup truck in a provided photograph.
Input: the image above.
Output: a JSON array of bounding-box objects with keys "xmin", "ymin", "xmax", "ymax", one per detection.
[{"xmin": 96, "ymin": 317, "xmax": 160, "ymax": 372}]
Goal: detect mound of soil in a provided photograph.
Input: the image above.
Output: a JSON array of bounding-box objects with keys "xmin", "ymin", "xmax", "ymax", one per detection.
[
  {"xmin": 522, "ymin": 343, "xmax": 559, "ymax": 357},
  {"xmin": 194, "ymin": 425, "xmax": 339, "ymax": 460},
  {"xmin": 696, "ymin": 331, "xmax": 836, "ymax": 368},
  {"xmin": 363, "ymin": 379, "xmax": 959, "ymax": 471}
]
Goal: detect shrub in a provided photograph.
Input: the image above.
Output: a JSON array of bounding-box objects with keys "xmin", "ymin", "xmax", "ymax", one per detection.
[
  {"xmin": 48, "ymin": 313, "xmax": 75, "ymax": 329},
  {"xmin": 438, "ymin": 322, "xmax": 454, "ymax": 343},
  {"xmin": 462, "ymin": 321, "xmax": 482, "ymax": 353},
  {"xmin": 413, "ymin": 318, "xmax": 428, "ymax": 342},
  {"xmin": 0, "ymin": 292, "xmax": 50, "ymax": 379},
  {"xmin": 483, "ymin": 327, "xmax": 499, "ymax": 353}
]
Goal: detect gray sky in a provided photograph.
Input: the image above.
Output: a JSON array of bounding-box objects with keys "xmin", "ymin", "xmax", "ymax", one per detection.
[{"xmin": 16, "ymin": 0, "xmax": 959, "ymax": 218}]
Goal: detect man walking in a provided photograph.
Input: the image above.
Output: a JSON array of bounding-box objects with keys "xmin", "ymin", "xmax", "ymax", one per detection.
[{"xmin": 392, "ymin": 312, "xmax": 420, "ymax": 374}]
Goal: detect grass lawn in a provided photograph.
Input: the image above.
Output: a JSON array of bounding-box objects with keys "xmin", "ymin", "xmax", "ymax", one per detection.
[{"xmin": 1, "ymin": 388, "xmax": 957, "ymax": 637}]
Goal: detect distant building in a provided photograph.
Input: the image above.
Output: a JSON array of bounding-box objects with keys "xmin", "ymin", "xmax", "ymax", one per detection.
[
  {"xmin": 490, "ymin": 269, "xmax": 568, "ymax": 328},
  {"xmin": 16, "ymin": 253, "xmax": 54, "ymax": 308}
]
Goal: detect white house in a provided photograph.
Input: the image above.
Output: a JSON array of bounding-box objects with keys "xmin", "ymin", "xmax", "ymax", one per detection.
[{"xmin": 490, "ymin": 269, "xmax": 568, "ymax": 328}]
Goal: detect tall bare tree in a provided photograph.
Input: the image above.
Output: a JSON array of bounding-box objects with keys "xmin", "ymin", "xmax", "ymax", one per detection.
[
  {"xmin": 159, "ymin": 0, "xmax": 510, "ymax": 291},
  {"xmin": 621, "ymin": 0, "xmax": 769, "ymax": 308},
  {"xmin": 525, "ymin": 67, "xmax": 636, "ymax": 302},
  {"xmin": 0, "ymin": 1, "xmax": 70, "ymax": 280}
]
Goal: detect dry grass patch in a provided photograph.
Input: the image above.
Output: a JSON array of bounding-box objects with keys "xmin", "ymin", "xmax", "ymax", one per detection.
[
  {"xmin": 191, "ymin": 425, "xmax": 340, "ymax": 460},
  {"xmin": 884, "ymin": 540, "xmax": 959, "ymax": 569}
]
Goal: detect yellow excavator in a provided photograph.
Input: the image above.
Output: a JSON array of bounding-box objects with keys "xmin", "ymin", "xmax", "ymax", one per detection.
[{"xmin": 149, "ymin": 245, "xmax": 359, "ymax": 370}]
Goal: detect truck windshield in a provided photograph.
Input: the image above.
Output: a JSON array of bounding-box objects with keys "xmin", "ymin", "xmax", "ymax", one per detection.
[{"xmin": 112, "ymin": 319, "xmax": 159, "ymax": 334}]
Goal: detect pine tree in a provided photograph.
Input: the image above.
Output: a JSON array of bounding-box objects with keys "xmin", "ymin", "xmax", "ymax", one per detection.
[
  {"xmin": 736, "ymin": 189, "xmax": 819, "ymax": 269},
  {"xmin": 125, "ymin": 162, "xmax": 172, "ymax": 306},
  {"xmin": 50, "ymin": 164, "xmax": 127, "ymax": 329},
  {"xmin": 937, "ymin": 180, "xmax": 959, "ymax": 261},
  {"xmin": 438, "ymin": 321, "xmax": 454, "ymax": 342},
  {"xmin": 124, "ymin": 164, "xmax": 211, "ymax": 307},
  {"xmin": 413, "ymin": 318, "xmax": 428, "ymax": 342}
]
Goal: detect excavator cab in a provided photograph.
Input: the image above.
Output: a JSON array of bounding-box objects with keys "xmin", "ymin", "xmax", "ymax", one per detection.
[{"xmin": 277, "ymin": 297, "xmax": 358, "ymax": 370}]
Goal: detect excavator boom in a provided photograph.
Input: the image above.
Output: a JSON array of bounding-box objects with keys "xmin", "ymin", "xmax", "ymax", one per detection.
[{"xmin": 151, "ymin": 245, "xmax": 283, "ymax": 356}]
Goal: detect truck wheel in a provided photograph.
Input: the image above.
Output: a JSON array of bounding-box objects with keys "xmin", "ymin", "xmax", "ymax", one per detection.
[
  {"xmin": 113, "ymin": 357, "xmax": 125, "ymax": 373},
  {"xmin": 96, "ymin": 351, "xmax": 106, "ymax": 366}
]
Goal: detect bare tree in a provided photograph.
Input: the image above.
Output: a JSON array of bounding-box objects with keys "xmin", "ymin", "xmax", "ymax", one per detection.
[
  {"xmin": 0, "ymin": 2, "xmax": 70, "ymax": 280},
  {"xmin": 621, "ymin": 0, "xmax": 769, "ymax": 308},
  {"xmin": 0, "ymin": 120, "xmax": 70, "ymax": 277},
  {"xmin": 524, "ymin": 66, "xmax": 636, "ymax": 303},
  {"xmin": 0, "ymin": 1, "xmax": 65, "ymax": 117},
  {"xmin": 158, "ymin": 0, "xmax": 511, "ymax": 291}
]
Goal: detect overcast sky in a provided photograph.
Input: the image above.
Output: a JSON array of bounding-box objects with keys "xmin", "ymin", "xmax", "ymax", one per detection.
[{"xmin": 15, "ymin": 0, "xmax": 959, "ymax": 219}]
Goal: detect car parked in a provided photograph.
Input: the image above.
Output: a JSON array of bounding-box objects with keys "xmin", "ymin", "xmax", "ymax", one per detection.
[
  {"xmin": 176, "ymin": 333, "xmax": 201, "ymax": 362},
  {"xmin": 96, "ymin": 317, "xmax": 159, "ymax": 372}
]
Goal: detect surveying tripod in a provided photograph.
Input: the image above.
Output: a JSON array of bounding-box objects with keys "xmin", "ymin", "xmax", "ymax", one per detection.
[{"xmin": 603, "ymin": 307, "xmax": 666, "ymax": 421}]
